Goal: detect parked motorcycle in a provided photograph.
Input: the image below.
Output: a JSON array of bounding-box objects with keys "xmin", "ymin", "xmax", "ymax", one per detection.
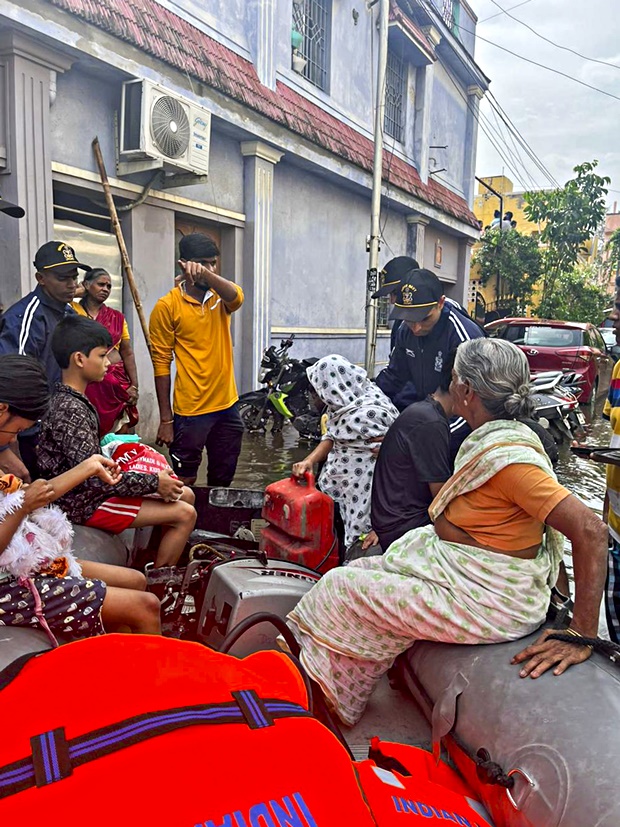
[
  {"xmin": 238, "ymin": 335, "xmax": 322, "ymax": 439},
  {"xmin": 531, "ymin": 371, "xmax": 586, "ymax": 444}
]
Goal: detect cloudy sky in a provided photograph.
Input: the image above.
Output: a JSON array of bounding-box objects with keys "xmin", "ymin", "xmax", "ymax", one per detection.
[{"xmin": 469, "ymin": 0, "xmax": 620, "ymax": 204}]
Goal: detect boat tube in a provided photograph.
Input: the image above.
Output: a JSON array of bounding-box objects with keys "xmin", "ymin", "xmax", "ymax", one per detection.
[{"xmin": 400, "ymin": 627, "xmax": 620, "ymax": 827}]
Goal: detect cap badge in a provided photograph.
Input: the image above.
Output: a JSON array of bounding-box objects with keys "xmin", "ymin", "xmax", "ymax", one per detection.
[
  {"xmin": 401, "ymin": 284, "xmax": 416, "ymax": 306},
  {"xmin": 59, "ymin": 243, "xmax": 74, "ymax": 261}
]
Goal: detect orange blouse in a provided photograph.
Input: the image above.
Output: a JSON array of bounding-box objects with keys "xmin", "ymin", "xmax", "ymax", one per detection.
[{"xmin": 443, "ymin": 463, "xmax": 570, "ymax": 551}]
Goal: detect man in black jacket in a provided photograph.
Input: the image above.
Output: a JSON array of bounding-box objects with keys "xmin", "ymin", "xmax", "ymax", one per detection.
[{"xmin": 375, "ymin": 268, "xmax": 484, "ymax": 452}]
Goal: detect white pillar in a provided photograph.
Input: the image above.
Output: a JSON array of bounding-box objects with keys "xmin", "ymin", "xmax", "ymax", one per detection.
[
  {"xmin": 406, "ymin": 213, "xmax": 430, "ymax": 265},
  {"xmin": 0, "ymin": 31, "xmax": 72, "ymax": 305},
  {"xmin": 240, "ymin": 141, "xmax": 284, "ymax": 389}
]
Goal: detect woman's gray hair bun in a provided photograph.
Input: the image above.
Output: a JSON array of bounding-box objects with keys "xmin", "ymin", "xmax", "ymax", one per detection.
[{"xmin": 454, "ymin": 338, "xmax": 534, "ymax": 420}]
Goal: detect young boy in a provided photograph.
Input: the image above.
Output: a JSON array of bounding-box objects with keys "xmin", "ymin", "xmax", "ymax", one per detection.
[{"xmin": 37, "ymin": 316, "xmax": 196, "ymax": 566}]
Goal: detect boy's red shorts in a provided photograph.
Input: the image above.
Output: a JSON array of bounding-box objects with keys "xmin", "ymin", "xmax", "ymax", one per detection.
[{"xmin": 85, "ymin": 497, "xmax": 142, "ymax": 534}]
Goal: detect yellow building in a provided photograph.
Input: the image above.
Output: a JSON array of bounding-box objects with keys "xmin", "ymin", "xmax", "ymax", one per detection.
[
  {"xmin": 468, "ymin": 176, "xmax": 543, "ymax": 322},
  {"xmin": 469, "ymin": 176, "xmax": 602, "ymax": 323}
]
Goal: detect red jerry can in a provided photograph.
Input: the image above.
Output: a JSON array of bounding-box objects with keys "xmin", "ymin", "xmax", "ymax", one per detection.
[{"xmin": 260, "ymin": 472, "xmax": 339, "ymax": 573}]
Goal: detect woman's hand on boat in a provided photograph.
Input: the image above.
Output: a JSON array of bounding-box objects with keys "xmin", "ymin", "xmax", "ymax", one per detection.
[
  {"xmin": 511, "ymin": 627, "xmax": 592, "ymax": 678},
  {"xmin": 292, "ymin": 458, "xmax": 313, "ymax": 477},
  {"xmin": 21, "ymin": 479, "xmax": 55, "ymax": 512}
]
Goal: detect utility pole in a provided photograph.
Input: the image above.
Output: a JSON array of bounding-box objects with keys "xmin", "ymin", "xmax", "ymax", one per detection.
[
  {"xmin": 364, "ymin": 0, "xmax": 389, "ymax": 375},
  {"xmin": 475, "ymin": 176, "xmax": 504, "ymax": 308}
]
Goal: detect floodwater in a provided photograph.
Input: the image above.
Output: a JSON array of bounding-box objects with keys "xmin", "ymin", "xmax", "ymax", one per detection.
[{"xmin": 232, "ymin": 404, "xmax": 611, "ymax": 511}]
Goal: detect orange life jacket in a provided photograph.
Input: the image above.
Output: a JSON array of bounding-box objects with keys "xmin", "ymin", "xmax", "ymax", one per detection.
[{"xmin": 0, "ymin": 635, "xmax": 491, "ymax": 827}]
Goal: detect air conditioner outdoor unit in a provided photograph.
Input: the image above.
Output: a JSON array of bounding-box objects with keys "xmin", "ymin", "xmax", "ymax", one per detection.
[{"xmin": 118, "ymin": 79, "xmax": 211, "ymax": 179}]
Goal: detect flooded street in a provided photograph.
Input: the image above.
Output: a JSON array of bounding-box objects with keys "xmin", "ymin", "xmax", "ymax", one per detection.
[{"xmin": 232, "ymin": 403, "xmax": 611, "ymax": 511}]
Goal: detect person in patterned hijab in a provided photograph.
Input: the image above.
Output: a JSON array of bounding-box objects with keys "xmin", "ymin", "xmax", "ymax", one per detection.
[{"xmin": 293, "ymin": 355, "xmax": 398, "ymax": 549}]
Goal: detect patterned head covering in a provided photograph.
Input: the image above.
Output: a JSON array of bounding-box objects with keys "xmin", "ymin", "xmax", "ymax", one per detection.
[{"xmin": 307, "ymin": 354, "xmax": 398, "ymax": 443}]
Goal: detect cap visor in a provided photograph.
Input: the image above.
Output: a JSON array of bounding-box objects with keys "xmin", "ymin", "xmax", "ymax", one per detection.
[
  {"xmin": 0, "ymin": 201, "xmax": 25, "ymax": 218},
  {"xmin": 389, "ymin": 303, "xmax": 437, "ymax": 323},
  {"xmin": 371, "ymin": 283, "xmax": 396, "ymax": 299}
]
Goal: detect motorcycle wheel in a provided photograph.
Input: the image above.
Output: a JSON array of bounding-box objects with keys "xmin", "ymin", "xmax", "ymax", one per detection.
[{"xmin": 238, "ymin": 401, "xmax": 271, "ymax": 432}]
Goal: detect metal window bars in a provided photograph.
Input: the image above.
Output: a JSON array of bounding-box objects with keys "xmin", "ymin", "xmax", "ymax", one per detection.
[
  {"xmin": 377, "ymin": 296, "xmax": 391, "ymax": 328},
  {"xmin": 384, "ymin": 50, "xmax": 406, "ymax": 143},
  {"xmin": 292, "ymin": 0, "xmax": 330, "ymax": 90}
]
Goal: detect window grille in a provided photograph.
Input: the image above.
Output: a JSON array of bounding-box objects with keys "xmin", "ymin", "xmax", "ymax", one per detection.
[
  {"xmin": 441, "ymin": 0, "xmax": 460, "ymax": 33},
  {"xmin": 377, "ymin": 296, "xmax": 391, "ymax": 329},
  {"xmin": 292, "ymin": 0, "xmax": 331, "ymax": 91},
  {"xmin": 384, "ymin": 50, "xmax": 406, "ymax": 143}
]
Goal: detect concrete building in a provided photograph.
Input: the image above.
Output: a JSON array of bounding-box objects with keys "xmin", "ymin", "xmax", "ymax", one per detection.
[{"xmin": 0, "ymin": 0, "xmax": 487, "ymax": 438}]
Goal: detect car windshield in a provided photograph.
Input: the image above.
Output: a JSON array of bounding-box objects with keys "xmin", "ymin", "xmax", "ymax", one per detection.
[{"xmin": 503, "ymin": 325, "xmax": 583, "ymax": 348}]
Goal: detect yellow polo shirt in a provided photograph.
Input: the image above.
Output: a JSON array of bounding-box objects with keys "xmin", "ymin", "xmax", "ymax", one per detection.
[{"xmin": 149, "ymin": 283, "xmax": 244, "ymax": 417}]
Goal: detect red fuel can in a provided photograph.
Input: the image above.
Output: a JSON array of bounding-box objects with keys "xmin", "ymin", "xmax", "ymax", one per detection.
[{"xmin": 260, "ymin": 473, "xmax": 338, "ymax": 573}]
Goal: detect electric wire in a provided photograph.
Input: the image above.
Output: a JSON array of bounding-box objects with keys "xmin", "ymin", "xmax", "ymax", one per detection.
[
  {"xmin": 487, "ymin": 0, "xmax": 620, "ymax": 72},
  {"xmin": 479, "ymin": 0, "xmax": 533, "ymax": 24},
  {"xmin": 412, "ymin": 0, "xmax": 560, "ymax": 190}
]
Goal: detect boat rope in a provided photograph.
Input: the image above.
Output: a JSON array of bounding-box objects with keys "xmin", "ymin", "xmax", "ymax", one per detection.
[
  {"xmin": 546, "ymin": 631, "xmax": 620, "ymax": 664},
  {"xmin": 448, "ymin": 737, "xmax": 514, "ymax": 789}
]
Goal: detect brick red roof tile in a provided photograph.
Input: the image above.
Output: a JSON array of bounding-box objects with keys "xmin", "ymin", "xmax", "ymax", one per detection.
[{"xmin": 48, "ymin": 0, "xmax": 478, "ymax": 228}]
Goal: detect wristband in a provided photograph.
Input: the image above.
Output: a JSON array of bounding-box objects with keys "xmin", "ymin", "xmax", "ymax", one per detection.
[{"xmin": 161, "ymin": 419, "xmax": 174, "ymax": 425}]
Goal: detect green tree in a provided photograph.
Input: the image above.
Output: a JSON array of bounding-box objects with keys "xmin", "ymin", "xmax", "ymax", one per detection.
[
  {"xmin": 540, "ymin": 264, "xmax": 609, "ymax": 324},
  {"xmin": 523, "ymin": 160, "xmax": 610, "ymax": 318},
  {"xmin": 472, "ymin": 228, "xmax": 542, "ymax": 315},
  {"xmin": 606, "ymin": 227, "xmax": 620, "ymax": 286}
]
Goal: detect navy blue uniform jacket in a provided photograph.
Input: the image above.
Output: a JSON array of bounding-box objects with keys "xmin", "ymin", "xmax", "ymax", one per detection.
[{"xmin": 376, "ymin": 304, "xmax": 484, "ymax": 451}]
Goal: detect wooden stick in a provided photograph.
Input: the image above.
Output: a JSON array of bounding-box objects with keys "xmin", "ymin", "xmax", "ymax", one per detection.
[{"xmin": 92, "ymin": 137, "xmax": 152, "ymax": 355}]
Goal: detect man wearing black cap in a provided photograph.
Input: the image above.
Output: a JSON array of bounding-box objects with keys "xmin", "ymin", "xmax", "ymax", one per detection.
[
  {"xmin": 0, "ymin": 241, "xmax": 89, "ymax": 478},
  {"xmin": 375, "ymin": 268, "xmax": 484, "ymax": 451},
  {"xmin": 371, "ymin": 256, "xmax": 419, "ymax": 350}
]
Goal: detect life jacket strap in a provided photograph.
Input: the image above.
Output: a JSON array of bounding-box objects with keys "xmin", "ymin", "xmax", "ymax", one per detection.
[{"xmin": 0, "ymin": 690, "xmax": 310, "ymax": 799}]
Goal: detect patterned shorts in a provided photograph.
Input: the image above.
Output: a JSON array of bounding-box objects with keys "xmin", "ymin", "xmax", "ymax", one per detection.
[{"xmin": 0, "ymin": 574, "xmax": 106, "ymax": 640}]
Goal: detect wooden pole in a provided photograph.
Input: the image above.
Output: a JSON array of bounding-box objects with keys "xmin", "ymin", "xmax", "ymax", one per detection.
[{"xmin": 92, "ymin": 136, "xmax": 152, "ymax": 355}]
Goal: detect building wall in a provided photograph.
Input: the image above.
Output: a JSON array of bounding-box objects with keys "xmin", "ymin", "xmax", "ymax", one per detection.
[
  {"xmin": 429, "ymin": 64, "xmax": 467, "ymax": 196},
  {"xmin": 0, "ymin": 0, "xmax": 483, "ymax": 439}
]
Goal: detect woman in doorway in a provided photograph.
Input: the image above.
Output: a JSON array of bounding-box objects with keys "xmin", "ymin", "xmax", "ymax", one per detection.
[{"xmin": 74, "ymin": 268, "xmax": 139, "ymax": 436}]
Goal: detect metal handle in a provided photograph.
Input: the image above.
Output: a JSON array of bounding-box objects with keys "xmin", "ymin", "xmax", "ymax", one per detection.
[{"xmin": 506, "ymin": 767, "xmax": 535, "ymax": 811}]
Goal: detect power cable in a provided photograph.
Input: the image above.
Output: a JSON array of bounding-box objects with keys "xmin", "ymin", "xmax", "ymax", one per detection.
[
  {"xmin": 484, "ymin": 91, "xmax": 561, "ymax": 188},
  {"xmin": 487, "ymin": 0, "xmax": 620, "ymax": 72},
  {"xmin": 459, "ymin": 26, "xmax": 620, "ymax": 104},
  {"xmin": 487, "ymin": 100, "xmax": 540, "ymax": 190},
  {"xmin": 479, "ymin": 0, "xmax": 533, "ymax": 24},
  {"xmin": 412, "ymin": 0, "xmax": 561, "ymax": 189}
]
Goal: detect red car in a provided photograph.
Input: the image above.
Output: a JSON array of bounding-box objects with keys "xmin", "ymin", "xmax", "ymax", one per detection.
[{"xmin": 484, "ymin": 318, "xmax": 613, "ymax": 403}]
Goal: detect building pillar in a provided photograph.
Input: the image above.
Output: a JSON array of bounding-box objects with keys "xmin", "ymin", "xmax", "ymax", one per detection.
[
  {"xmin": 121, "ymin": 204, "xmax": 176, "ymax": 442},
  {"xmin": 0, "ymin": 31, "xmax": 72, "ymax": 306},
  {"xmin": 246, "ymin": 0, "xmax": 276, "ymax": 89},
  {"xmin": 406, "ymin": 213, "xmax": 430, "ymax": 265},
  {"xmin": 464, "ymin": 85, "xmax": 485, "ymax": 205},
  {"xmin": 456, "ymin": 237, "xmax": 475, "ymax": 306},
  {"xmin": 240, "ymin": 141, "xmax": 284, "ymax": 390},
  {"xmin": 413, "ymin": 63, "xmax": 434, "ymax": 185}
]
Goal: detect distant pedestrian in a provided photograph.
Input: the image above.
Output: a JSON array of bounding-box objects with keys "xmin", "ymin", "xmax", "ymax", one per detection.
[
  {"xmin": 0, "ymin": 241, "xmax": 89, "ymax": 479},
  {"xmin": 149, "ymin": 233, "xmax": 244, "ymax": 486}
]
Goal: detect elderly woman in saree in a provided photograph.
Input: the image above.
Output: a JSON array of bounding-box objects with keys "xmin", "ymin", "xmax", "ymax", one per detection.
[
  {"xmin": 287, "ymin": 339, "xmax": 607, "ymax": 726},
  {"xmin": 73, "ymin": 268, "xmax": 139, "ymax": 436},
  {"xmin": 292, "ymin": 355, "xmax": 399, "ymax": 551}
]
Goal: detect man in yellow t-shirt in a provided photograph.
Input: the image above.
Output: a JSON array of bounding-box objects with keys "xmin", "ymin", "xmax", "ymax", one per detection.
[
  {"xmin": 603, "ymin": 280, "xmax": 620, "ymax": 642},
  {"xmin": 149, "ymin": 234, "xmax": 244, "ymax": 487}
]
